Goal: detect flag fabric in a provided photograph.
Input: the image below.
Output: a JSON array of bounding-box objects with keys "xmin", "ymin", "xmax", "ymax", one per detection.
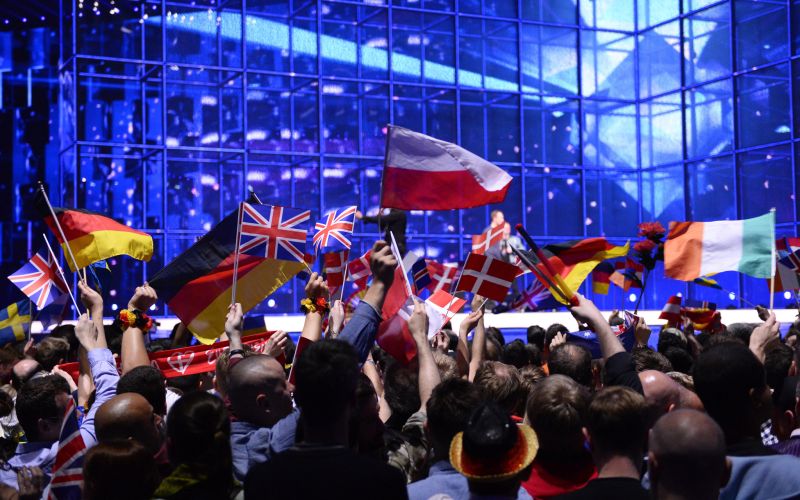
[
  {"xmin": 411, "ymin": 258, "xmax": 431, "ymax": 291},
  {"xmin": 47, "ymin": 398, "xmax": 86, "ymax": 500},
  {"xmin": 455, "ymin": 253, "xmax": 520, "ymax": 302},
  {"xmin": 471, "ymin": 225, "xmax": 505, "ymax": 255},
  {"xmin": 0, "ymin": 300, "xmax": 31, "ymax": 347},
  {"xmin": 566, "ymin": 312, "xmax": 638, "ymax": 359},
  {"xmin": 682, "ymin": 300, "xmax": 718, "ymax": 331},
  {"xmin": 774, "ymin": 238, "xmax": 800, "ymax": 291},
  {"xmin": 312, "ymin": 206, "xmax": 357, "ymax": 253},
  {"xmin": 377, "ymin": 297, "xmax": 418, "ymax": 365},
  {"xmin": 659, "ymin": 295, "xmax": 682, "ymax": 325},
  {"xmin": 36, "ymin": 294, "xmax": 70, "ymax": 332},
  {"xmin": 538, "ymin": 238, "xmax": 630, "ymax": 304},
  {"xmin": 424, "ymin": 290, "xmax": 466, "ymax": 339},
  {"xmin": 323, "ymin": 250, "xmax": 349, "ymax": 291},
  {"xmin": 381, "ymin": 125, "xmax": 513, "ymax": 210},
  {"xmin": 347, "ymin": 250, "xmax": 372, "ymax": 290},
  {"xmin": 8, "ymin": 246, "xmax": 68, "ymax": 309},
  {"xmin": 693, "ymin": 276, "xmax": 722, "ymax": 289},
  {"xmin": 426, "ymin": 260, "xmax": 459, "ymax": 293},
  {"xmin": 510, "ymin": 280, "xmax": 556, "ymax": 311},
  {"xmin": 610, "ymin": 259, "xmax": 643, "ymax": 291},
  {"xmin": 295, "ymin": 253, "xmax": 317, "ymax": 283},
  {"xmin": 86, "ymin": 260, "xmax": 111, "ymax": 295},
  {"xmin": 37, "ymin": 196, "xmax": 153, "ymax": 272},
  {"xmin": 241, "ymin": 315, "xmax": 268, "ymax": 337},
  {"xmin": 592, "ymin": 261, "xmax": 614, "ymax": 295},
  {"xmin": 150, "ymin": 205, "xmax": 309, "ymax": 344},
  {"xmin": 239, "ymin": 203, "xmax": 310, "ymax": 262},
  {"xmin": 664, "ymin": 212, "xmax": 775, "ymax": 281}
]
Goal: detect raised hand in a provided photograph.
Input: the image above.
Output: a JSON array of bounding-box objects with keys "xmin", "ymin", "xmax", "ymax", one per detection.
[
  {"xmin": 74, "ymin": 313, "xmax": 98, "ymax": 351},
  {"xmin": 459, "ymin": 309, "xmax": 484, "ymax": 335},
  {"xmin": 128, "ymin": 282, "xmax": 158, "ymax": 312},
  {"xmin": 78, "ymin": 281, "xmax": 103, "ymax": 313},
  {"xmin": 369, "ymin": 241, "xmax": 397, "ymax": 288},
  {"xmin": 750, "ymin": 311, "xmax": 779, "ymax": 362},
  {"xmin": 328, "ymin": 299, "xmax": 345, "ymax": 338},
  {"xmin": 225, "ymin": 303, "xmax": 244, "ymax": 339},
  {"xmin": 408, "ymin": 301, "xmax": 429, "ymax": 341},
  {"xmin": 265, "ymin": 330, "xmax": 289, "ymax": 357},
  {"xmin": 305, "ymin": 272, "xmax": 329, "ymax": 302}
]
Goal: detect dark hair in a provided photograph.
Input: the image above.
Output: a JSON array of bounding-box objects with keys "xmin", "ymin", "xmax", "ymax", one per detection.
[
  {"xmin": 662, "ymin": 346, "xmax": 694, "ymax": 374},
  {"xmin": 104, "ymin": 322, "xmax": 124, "ymax": 356},
  {"xmin": 632, "ymin": 347, "xmax": 673, "ymax": 373},
  {"xmin": 48, "ymin": 324, "xmax": 79, "ymax": 361},
  {"xmin": 167, "ymin": 373, "xmax": 202, "ymax": 394},
  {"xmin": 167, "ymin": 392, "xmax": 233, "ymax": 496},
  {"xmin": 83, "ymin": 440, "xmax": 160, "ymax": 500},
  {"xmin": 524, "ymin": 344, "xmax": 542, "ymax": 367},
  {"xmin": 693, "ymin": 342, "xmax": 766, "ymax": 431},
  {"xmin": 545, "ymin": 324, "xmax": 569, "ymax": 348},
  {"xmin": 426, "ymin": 378, "xmax": 485, "ymax": 452},
  {"xmin": 16, "ymin": 375, "xmax": 70, "ymax": 441},
  {"xmin": 501, "ymin": 340, "xmax": 531, "ymax": 369},
  {"xmin": 117, "ymin": 366, "xmax": 167, "ymax": 416},
  {"xmin": 383, "ymin": 361, "xmax": 420, "ymax": 427},
  {"xmin": 33, "ymin": 337, "xmax": 69, "ymax": 371},
  {"xmin": 727, "ymin": 323, "xmax": 757, "ymax": 346},
  {"xmin": 293, "ymin": 340, "xmax": 359, "ymax": 426},
  {"xmin": 587, "ymin": 386, "xmax": 647, "ymax": 458},
  {"xmin": 485, "ymin": 327, "xmax": 505, "ymax": 347},
  {"xmin": 548, "ymin": 344, "xmax": 593, "ymax": 387},
  {"xmin": 526, "ymin": 325, "xmax": 545, "ymax": 350},
  {"xmin": 526, "ymin": 375, "xmax": 590, "ymax": 458},
  {"xmin": 146, "ymin": 338, "xmax": 173, "ymax": 352},
  {"xmin": 473, "ymin": 361, "xmax": 525, "ymax": 416},
  {"xmin": 765, "ymin": 343, "xmax": 794, "ymax": 393},
  {"xmin": 657, "ymin": 329, "xmax": 688, "ymax": 354}
]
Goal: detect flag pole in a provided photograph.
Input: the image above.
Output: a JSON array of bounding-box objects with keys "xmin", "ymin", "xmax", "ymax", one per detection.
[
  {"xmin": 339, "ymin": 256, "xmax": 349, "ymax": 302},
  {"xmin": 377, "ymin": 124, "xmax": 393, "ymax": 240},
  {"xmin": 231, "ymin": 202, "xmax": 244, "ymax": 305},
  {"xmin": 42, "ymin": 234, "xmax": 81, "ymax": 315},
  {"xmin": 37, "ymin": 182, "xmax": 83, "ymax": 283},
  {"xmin": 770, "ymin": 208, "xmax": 776, "ymax": 311}
]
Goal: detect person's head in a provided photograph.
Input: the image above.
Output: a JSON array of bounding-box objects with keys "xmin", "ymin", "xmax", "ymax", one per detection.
[
  {"xmin": 383, "ymin": 360, "xmax": 420, "ymax": 428},
  {"xmin": 519, "ymin": 365, "xmax": 546, "ymax": 396},
  {"xmin": 214, "ymin": 345, "xmax": 255, "ymax": 398},
  {"xmin": 485, "ymin": 327, "xmax": 505, "ymax": 347},
  {"xmin": 501, "ymin": 340, "xmax": 531, "ymax": 369},
  {"xmin": 0, "ymin": 347, "xmax": 20, "ymax": 385},
  {"xmin": 490, "ymin": 210, "xmax": 505, "ymax": 227},
  {"xmin": 726, "ymin": 323, "xmax": 757, "ymax": 346},
  {"xmin": 657, "ymin": 328, "xmax": 688, "ymax": 353},
  {"xmin": 49, "ymin": 324, "xmax": 79, "ymax": 362},
  {"xmin": 484, "ymin": 337, "xmax": 502, "ymax": 361},
  {"xmin": 432, "ymin": 351, "xmax": 458, "ymax": 381},
  {"xmin": 426, "ymin": 378, "xmax": 485, "ymax": 461},
  {"xmin": 548, "ymin": 343, "xmax": 592, "ymax": 388},
  {"xmin": 294, "ymin": 340, "xmax": 359, "ymax": 436},
  {"xmin": 351, "ymin": 373, "xmax": 384, "ymax": 456},
  {"xmin": 638, "ymin": 370, "xmax": 684, "ymax": 427},
  {"xmin": 662, "ymin": 346, "xmax": 694, "ymax": 374},
  {"xmin": 11, "ymin": 359, "xmax": 41, "ymax": 391},
  {"xmin": 665, "ymin": 371, "xmax": 694, "ymax": 391},
  {"xmin": 633, "ymin": 347, "xmax": 673, "ymax": 373},
  {"xmin": 545, "ymin": 324, "xmax": 569, "ymax": 349},
  {"xmin": 16, "ymin": 375, "xmax": 71, "ymax": 442},
  {"xmin": 117, "ymin": 366, "xmax": 167, "ymax": 416},
  {"xmin": 525, "ymin": 374, "xmax": 590, "ymax": 459},
  {"xmin": 451, "ymin": 402, "xmax": 538, "ymax": 498},
  {"xmin": 693, "ymin": 342, "xmax": 771, "ymax": 443},
  {"xmin": 771, "ymin": 375, "xmax": 800, "ymax": 440},
  {"xmin": 765, "ymin": 343, "xmax": 794, "ymax": 392},
  {"xmin": 95, "ymin": 393, "xmax": 163, "ymax": 455},
  {"xmin": 227, "ymin": 354, "xmax": 293, "ymax": 428},
  {"xmin": 474, "ymin": 361, "xmax": 526, "ymax": 417},
  {"xmin": 585, "ymin": 387, "xmax": 647, "ymax": 466},
  {"xmin": 83, "ymin": 440, "xmax": 160, "ymax": 500},
  {"xmin": 649, "ymin": 409, "xmax": 730, "ymax": 500},
  {"xmin": 167, "ymin": 391, "xmax": 234, "ymax": 493},
  {"xmin": 526, "ymin": 325, "xmax": 545, "ymax": 350},
  {"xmin": 33, "ymin": 337, "xmax": 69, "ymax": 372}
]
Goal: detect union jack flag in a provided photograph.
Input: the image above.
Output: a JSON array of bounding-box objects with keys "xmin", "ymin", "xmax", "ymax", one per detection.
[
  {"xmin": 313, "ymin": 206, "xmax": 357, "ymax": 252},
  {"xmin": 47, "ymin": 398, "xmax": 86, "ymax": 500},
  {"xmin": 8, "ymin": 246, "xmax": 68, "ymax": 310},
  {"xmin": 238, "ymin": 203, "xmax": 310, "ymax": 262},
  {"xmin": 511, "ymin": 279, "xmax": 552, "ymax": 311}
]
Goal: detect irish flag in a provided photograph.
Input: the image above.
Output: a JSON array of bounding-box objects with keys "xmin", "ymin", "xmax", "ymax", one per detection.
[
  {"xmin": 380, "ymin": 125, "xmax": 512, "ymax": 210},
  {"xmin": 664, "ymin": 212, "xmax": 775, "ymax": 281}
]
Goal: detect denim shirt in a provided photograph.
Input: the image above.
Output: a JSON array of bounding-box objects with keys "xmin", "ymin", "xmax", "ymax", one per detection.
[
  {"xmin": 408, "ymin": 461, "xmax": 533, "ymax": 500},
  {"xmin": 230, "ymin": 408, "xmax": 300, "ymax": 481},
  {"xmin": 339, "ymin": 301, "xmax": 382, "ymax": 364}
]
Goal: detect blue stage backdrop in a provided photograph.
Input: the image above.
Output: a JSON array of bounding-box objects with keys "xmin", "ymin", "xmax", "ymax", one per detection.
[{"xmin": 0, "ymin": 0, "xmax": 798, "ymax": 316}]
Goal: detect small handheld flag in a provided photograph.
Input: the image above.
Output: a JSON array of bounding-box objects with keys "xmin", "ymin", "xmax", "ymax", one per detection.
[
  {"xmin": 47, "ymin": 398, "xmax": 87, "ymax": 500},
  {"xmin": 455, "ymin": 253, "xmax": 520, "ymax": 303},
  {"xmin": 471, "ymin": 225, "xmax": 505, "ymax": 255},
  {"xmin": 8, "ymin": 246, "xmax": 68, "ymax": 309},
  {"xmin": 659, "ymin": 295, "xmax": 682, "ymax": 326},
  {"xmin": 0, "ymin": 300, "xmax": 32, "ymax": 348},
  {"xmin": 411, "ymin": 258, "xmax": 431, "ymax": 291},
  {"xmin": 347, "ymin": 251, "xmax": 372, "ymax": 290},
  {"xmin": 313, "ymin": 206, "xmax": 356, "ymax": 253}
]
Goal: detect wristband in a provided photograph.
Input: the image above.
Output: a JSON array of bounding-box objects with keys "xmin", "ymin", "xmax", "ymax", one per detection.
[
  {"xmin": 300, "ymin": 296, "xmax": 330, "ymax": 315},
  {"xmin": 229, "ymin": 348, "xmax": 245, "ymax": 357},
  {"xmin": 116, "ymin": 309, "xmax": 154, "ymax": 332}
]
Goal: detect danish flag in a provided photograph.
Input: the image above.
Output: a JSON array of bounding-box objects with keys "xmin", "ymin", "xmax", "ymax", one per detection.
[
  {"xmin": 238, "ymin": 202, "xmax": 310, "ymax": 262},
  {"xmin": 455, "ymin": 253, "xmax": 520, "ymax": 302},
  {"xmin": 313, "ymin": 206, "xmax": 356, "ymax": 252},
  {"xmin": 471, "ymin": 225, "xmax": 505, "ymax": 255},
  {"xmin": 426, "ymin": 260, "xmax": 459, "ymax": 293},
  {"xmin": 47, "ymin": 398, "xmax": 87, "ymax": 500},
  {"xmin": 347, "ymin": 250, "xmax": 372, "ymax": 290},
  {"xmin": 8, "ymin": 246, "xmax": 68, "ymax": 310},
  {"xmin": 323, "ymin": 250, "xmax": 349, "ymax": 289}
]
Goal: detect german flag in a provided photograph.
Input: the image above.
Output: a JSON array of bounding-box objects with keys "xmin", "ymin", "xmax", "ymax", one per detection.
[
  {"xmin": 38, "ymin": 198, "xmax": 153, "ymax": 272},
  {"xmin": 539, "ymin": 238, "xmax": 630, "ymax": 304},
  {"xmin": 149, "ymin": 206, "xmax": 308, "ymax": 344},
  {"xmin": 592, "ymin": 261, "xmax": 614, "ymax": 295},
  {"xmin": 0, "ymin": 300, "xmax": 32, "ymax": 347}
]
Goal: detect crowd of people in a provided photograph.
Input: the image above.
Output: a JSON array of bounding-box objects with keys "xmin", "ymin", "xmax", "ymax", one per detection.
[{"xmin": 0, "ymin": 239, "xmax": 799, "ymax": 498}]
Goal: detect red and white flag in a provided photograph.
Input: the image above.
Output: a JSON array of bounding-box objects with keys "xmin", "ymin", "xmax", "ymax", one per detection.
[
  {"xmin": 471, "ymin": 225, "xmax": 505, "ymax": 255},
  {"xmin": 377, "ymin": 297, "xmax": 418, "ymax": 365},
  {"xmin": 659, "ymin": 295, "xmax": 683, "ymax": 326},
  {"xmin": 455, "ymin": 253, "xmax": 520, "ymax": 302},
  {"xmin": 425, "ymin": 290, "xmax": 466, "ymax": 339},
  {"xmin": 426, "ymin": 260, "xmax": 458, "ymax": 293},
  {"xmin": 381, "ymin": 126, "xmax": 513, "ymax": 210},
  {"xmin": 347, "ymin": 250, "xmax": 372, "ymax": 290},
  {"xmin": 323, "ymin": 250, "xmax": 349, "ymax": 292}
]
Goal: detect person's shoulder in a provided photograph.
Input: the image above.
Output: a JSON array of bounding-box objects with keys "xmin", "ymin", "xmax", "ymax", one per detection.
[{"xmin": 723, "ymin": 455, "xmax": 800, "ymax": 500}]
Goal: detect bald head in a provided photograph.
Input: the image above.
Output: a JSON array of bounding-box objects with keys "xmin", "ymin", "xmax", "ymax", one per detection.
[
  {"xmin": 12, "ymin": 359, "xmax": 41, "ymax": 390},
  {"xmin": 96, "ymin": 393, "xmax": 161, "ymax": 454},
  {"xmin": 639, "ymin": 370, "xmax": 683, "ymax": 424},
  {"xmin": 649, "ymin": 409, "xmax": 729, "ymax": 499},
  {"xmin": 228, "ymin": 355, "xmax": 292, "ymax": 427}
]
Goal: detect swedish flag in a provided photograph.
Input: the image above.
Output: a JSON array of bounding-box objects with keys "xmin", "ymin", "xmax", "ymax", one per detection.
[{"xmin": 0, "ymin": 300, "xmax": 32, "ymax": 346}]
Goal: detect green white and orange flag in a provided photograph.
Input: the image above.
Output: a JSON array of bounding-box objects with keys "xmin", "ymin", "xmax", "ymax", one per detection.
[{"xmin": 664, "ymin": 212, "xmax": 775, "ymax": 281}]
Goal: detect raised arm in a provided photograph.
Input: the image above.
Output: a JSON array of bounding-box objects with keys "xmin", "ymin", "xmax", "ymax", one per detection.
[
  {"xmin": 750, "ymin": 311, "xmax": 779, "ymax": 363},
  {"xmin": 224, "ymin": 303, "xmax": 244, "ymax": 354},
  {"xmin": 408, "ymin": 301, "xmax": 439, "ymax": 412},
  {"xmin": 120, "ymin": 283, "xmax": 158, "ymax": 374},
  {"xmin": 468, "ymin": 296, "xmax": 487, "ymax": 382},
  {"xmin": 569, "ymin": 293, "xmax": 623, "ymax": 359},
  {"xmin": 457, "ymin": 310, "xmax": 482, "ymax": 378},
  {"xmin": 78, "ymin": 281, "xmax": 107, "ymax": 349},
  {"xmin": 300, "ymin": 272, "xmax": 329, "ymax": 343}
]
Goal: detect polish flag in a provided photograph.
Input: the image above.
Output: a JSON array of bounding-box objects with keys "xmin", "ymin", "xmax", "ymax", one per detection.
[
  {"xmin": 381, "ymin": 126, "xmax": 513, "ymax": 210},
  {"xmin": 659, "ymin": 295, "xmax": 682, "ymax": 326},
  {"xmin": 455, "ymin": 253, "xmax": 520, "ymax": 302},
  {"xmin": 471, "ymin": 225, "xmax": 505, "ymax": 255}
]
